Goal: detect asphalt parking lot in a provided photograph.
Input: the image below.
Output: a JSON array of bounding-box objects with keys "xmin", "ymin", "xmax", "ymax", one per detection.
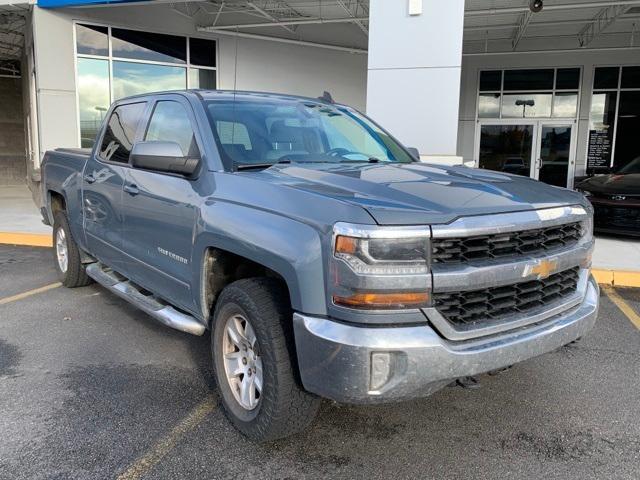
[{"xmin": 1, "ymin": 245, "xmax": 640, "ymax": 480}]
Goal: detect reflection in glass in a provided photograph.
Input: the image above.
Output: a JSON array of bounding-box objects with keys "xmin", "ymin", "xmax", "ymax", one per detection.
[
  {"xmin": 479, "ymin": 124, "xmax": 533, "ymax": 177},
  {"xmin": 589, "ymin": 91, "xmax": 617, "ymax": 130},
  {"xmin": 189, "ymin": 68, "xmax": 216, "ymax": 89},
  {"xmin": 478, "ymin": 93, "xmax": 500, "ymax": 118},
  {"xmin": 112, "ymin": 28, "xmax": 186, "ymax": 64},
  {"xmin": 502, "ymin": 94, "xmax": 552, "ymax": 118},
  {"xmin": 76, "ymin": 24, "xmax": 109, "ymax": 57},
  {"xmin": 113, "ymin": 61, "xmax": 186, "ymax": 100},
  {"xmin": 77, "ymin": 58, "xmax": 110, "ymax": 148},
  {"xmin": 552, "ymin": 92, "xmax": 578, "ymax": 118},
  {"xmin": 539, "ymin": 126, "xmax": 571, "ymax": 187}
]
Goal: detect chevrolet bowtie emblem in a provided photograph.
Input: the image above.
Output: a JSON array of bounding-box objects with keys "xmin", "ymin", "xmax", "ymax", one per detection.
[{"xmin": 526, "ymin": 259, "xmax": 558, "ymax": 279}]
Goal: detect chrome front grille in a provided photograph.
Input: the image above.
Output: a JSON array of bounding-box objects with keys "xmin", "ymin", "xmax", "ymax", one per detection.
[
  {"xmin": 433, "ymin": 267, "xmax": 580, "ymax": 327},
  {"xmin": 432, "ymin": 222, "xmax": 583, "ymax": 264}
]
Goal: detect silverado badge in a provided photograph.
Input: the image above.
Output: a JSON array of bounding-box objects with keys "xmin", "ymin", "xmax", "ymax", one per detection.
[{"xmin": 525, "ymin": 259, "xmax": 558, "ymax": 280}]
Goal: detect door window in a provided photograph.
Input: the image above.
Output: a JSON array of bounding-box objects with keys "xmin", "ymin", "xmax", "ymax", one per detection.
[
  {"xmin": 99, "ymin": 102, "xmax": 146, "ymax": 163},
  {"xmin": 479, "ymin": 124, "xmax": 534, "ymax": 177},
  {"xmin": 538, "ymin": 125, "xmax": 572, "ymax": 187},
  {"xmin": 145, "ymin": 101, "xmax": 199, "ymax": 157}
]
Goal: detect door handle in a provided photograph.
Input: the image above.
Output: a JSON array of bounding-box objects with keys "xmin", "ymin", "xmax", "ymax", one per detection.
[
  {"xmin": 84, "ymin": 174, "xmax": 96, "ymax": 184},
  {"xmin": 124, "ymin": 184, "xmax": 139, "ymax": 196}
]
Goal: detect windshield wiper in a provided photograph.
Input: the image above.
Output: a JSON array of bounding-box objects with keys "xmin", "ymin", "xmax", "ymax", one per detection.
[{"xmin": 235, "ymin": 160, "xmax": 291, "ymax": 171}]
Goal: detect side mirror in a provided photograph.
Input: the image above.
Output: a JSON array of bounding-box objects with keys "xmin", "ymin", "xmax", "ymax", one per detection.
[
  {"xmin": 407, "ymin": 147, "xmax": 420, "ymax": 160},
  {"xmin": 130, "ymin": 141, "xmax": 199, "ymax": 176}
]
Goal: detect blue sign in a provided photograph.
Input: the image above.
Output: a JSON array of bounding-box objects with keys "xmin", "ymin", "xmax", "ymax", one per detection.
[{"xmin": 38, "ymin": 0, "xmax": 145, "ymax": 7}]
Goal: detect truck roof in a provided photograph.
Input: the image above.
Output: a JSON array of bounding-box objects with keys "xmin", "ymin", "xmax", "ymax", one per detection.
[{"xmin": 115, "ymin": 89, "xmax": 349, "ymax": 108}]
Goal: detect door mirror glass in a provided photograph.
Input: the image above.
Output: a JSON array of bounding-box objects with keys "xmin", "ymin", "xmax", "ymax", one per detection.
[
  {"xmin": 130, "ymin": 141, "xmax": 199, "ymax": 176},
  {"xmin": 407, "ymin": 147, "xmax": 420, "ymax": 160}
]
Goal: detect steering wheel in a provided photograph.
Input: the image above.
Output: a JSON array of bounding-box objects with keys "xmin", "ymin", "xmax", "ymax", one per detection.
[{"xmin": 326, "ymin": 147, "xmax": 355, "ymax": 158}]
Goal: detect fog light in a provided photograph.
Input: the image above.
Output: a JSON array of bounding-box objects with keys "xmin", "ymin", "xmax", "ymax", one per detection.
[{"xmin": 370, "ymin": 352, "xmax": 392, "ymax": 392}]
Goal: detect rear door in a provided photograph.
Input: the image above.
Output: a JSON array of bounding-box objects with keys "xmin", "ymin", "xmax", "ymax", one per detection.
[
  {"xmin": 120, "ymin": 96, "xmax": 203, "ymax": 311},
  {"xmin": 82, "ymin": 101, "xmax": 147, "ymax": 270}
]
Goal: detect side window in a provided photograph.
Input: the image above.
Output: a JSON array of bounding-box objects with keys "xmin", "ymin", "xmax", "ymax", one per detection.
[
  {"xmin": 99, "ymin": 102, "xmax": 146, "ymax": 163},
  {"xmin": 145, "ymin": 101, "xmax": 199, "ymax": 157}
]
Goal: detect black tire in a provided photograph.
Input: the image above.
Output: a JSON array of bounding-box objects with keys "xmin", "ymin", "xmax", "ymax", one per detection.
[
  {"xmin": 52, "ymin": 211, "xmax": 93, "ymax": 288},
  {"xmin": 211, "ymin": 277, "xmax": 320, "ymax": 441}
]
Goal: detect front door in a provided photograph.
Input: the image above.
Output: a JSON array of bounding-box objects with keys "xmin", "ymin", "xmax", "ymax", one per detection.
[
  {"xmin": 534, "ymin": 122, "xmax": 576, "ymax": 189},
  {"xmin": 476, "ymin": 120, "xmax": 576, "ymax": 188},
  {"xmin": 120, "ymin": 97, "xmax": 202, "ymax": 313}
]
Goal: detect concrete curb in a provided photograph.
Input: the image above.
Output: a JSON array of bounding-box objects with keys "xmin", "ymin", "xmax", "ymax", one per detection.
[{"xmin": 1, "ymin": 232, "xmax": 639, "ymax": 288}]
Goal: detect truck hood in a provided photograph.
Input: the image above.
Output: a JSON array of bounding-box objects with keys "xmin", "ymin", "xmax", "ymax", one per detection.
[{"xmin": 250, "ymin": 162, "xmax": 587, "ymax": 225}]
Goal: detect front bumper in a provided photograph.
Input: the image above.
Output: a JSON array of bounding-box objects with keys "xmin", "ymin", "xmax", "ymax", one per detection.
[{"xmin": 293, "ymin": 275, "xmax": 599, "ymax": 404}]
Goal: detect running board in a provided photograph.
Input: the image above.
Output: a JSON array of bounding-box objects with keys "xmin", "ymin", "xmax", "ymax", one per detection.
[{"xmin": 86, "ymin": 263, "xmax": 206, "ymax": 336}]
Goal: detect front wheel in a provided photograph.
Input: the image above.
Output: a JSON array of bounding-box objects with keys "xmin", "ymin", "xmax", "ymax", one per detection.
[
  {"xmin": 211, "ymin": 278, "xmax": 320, "ymax": 441},
  {"xmin": 52, "ymin": 211, "xmax": 93, "ymax": 288}
]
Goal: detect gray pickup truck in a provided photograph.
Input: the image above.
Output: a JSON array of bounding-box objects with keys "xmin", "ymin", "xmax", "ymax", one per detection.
[{"xmin": 41, "ymin": 90, "xmax": 599, "ymax": 441}]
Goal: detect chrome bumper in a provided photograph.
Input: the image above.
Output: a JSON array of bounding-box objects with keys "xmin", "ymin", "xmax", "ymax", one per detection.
[{"xmin": 293, "ymin": 275, "xmax": 599, "ymax": 404}]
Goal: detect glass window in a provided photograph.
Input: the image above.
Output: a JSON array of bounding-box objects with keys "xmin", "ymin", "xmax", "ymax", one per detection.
[
  {"xmin": 189, "ymin": 38, "xmax": 216, "ymax": 67},
  {"xmin": 555, "ymin": 68, "xmax": 580, "ymax": 90},
  {"xmin": 590, "ymin": 91, "xmax": 618, "ymax": 129},
  {"xmin": 111, "ymin": 28, "xmax": 186, "ymax": 64},
  {"xmin": 503, "ymin": 69, "xmax": 554, "ymax": 91},
  {"xmin": 613, "ymin": 91, "xmax": 640, "ymax": 171},
  {"xmin": 99, "ymin": 102, "xmax": 146, "ymax": 163},
  {"xmin": 552, "ymin": 92, "xmax": 578, "ymax": 118},
  {"xmin": 502, "ymin": 94, "xmax": 552, "ymax": 118},
  {"xmin": 189, "ymin": 68, "xmax": 216, "ymax": 89},
  {"xmin": 76, "ymin": 24, "xmax": 109, "ymax": 57},
  {"xmin": 479, "ymin": 71, "xmax": 502, "ymax": 91},
  {"xmin": 594, "ymin": 67, "xmax": 619, "ymax": 89},
  {"xmin": 479, "ymin": 124, "xmax": 534, "ymax": 176},
  {"xmin": 478, "ymin": 93, "xmax": 501, "ymax": 118},
  {"xmin": 113, "ymin": 61, "xmax": 186, "ymax": 100},
  {"xmin": 145, "ymin": 101, "xmax": 199, "ymax": 157},
  {"xmin": 621, "ymin": 66, "xmax": 640, "ymax": 89},
  {"xmin": 216, "ymin": 121, "xmax": 253, "ymax": 150},
  {"xmin": 77, "ymin": 58, "xmax": 110, "ymax": 148}
]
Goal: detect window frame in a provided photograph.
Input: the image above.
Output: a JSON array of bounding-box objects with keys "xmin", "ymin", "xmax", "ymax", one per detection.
[
  {"xmin": 74, "ymin": 21, "xmax": 218, "ymax": 148},
  {"xmin": 476, "ymin": 67, "xmax": 583, "ymax": 120},
  {"xmin": 588, "ymin": 65, "xmax": 640, "ymax": 170}
]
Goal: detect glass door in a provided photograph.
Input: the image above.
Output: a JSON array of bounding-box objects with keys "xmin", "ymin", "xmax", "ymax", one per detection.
[
  {"xmin": 476, "ymin": 120, "xmax": 576, "ymax": 188},
  {"xmin": 534, "ymin": 122, "xmax": 576, "ymax": 188},
  {"xmin": 477, "ymin": 122, "xmax": 536, "ymax": 178}
]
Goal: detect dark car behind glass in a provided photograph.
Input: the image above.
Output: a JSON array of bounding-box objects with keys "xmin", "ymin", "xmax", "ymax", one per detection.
[{"xmin": 576, "ymin": 157, "xmax": 640, "ymax": 237}]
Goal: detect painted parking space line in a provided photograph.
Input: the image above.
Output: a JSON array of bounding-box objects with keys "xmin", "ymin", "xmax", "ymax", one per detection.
[
  {"xmin": 0, "ymin": 282, "xmax": 62, "ymax": 306},
  {"xmin": 0, "ymin": 232, "xmax": 52, "ymax": 248},
  {"xmin": 603, "ymin": 285, "xmax": 640, "ymax": 331},
  {"xmin": 116, "ymin": 395, "xmax": 217, "ymax": 480}
]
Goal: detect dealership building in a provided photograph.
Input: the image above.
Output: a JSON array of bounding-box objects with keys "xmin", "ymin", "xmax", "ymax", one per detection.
[{"xmin": 1, "ymin": 0, "xmax": 639, "ymax": 194}]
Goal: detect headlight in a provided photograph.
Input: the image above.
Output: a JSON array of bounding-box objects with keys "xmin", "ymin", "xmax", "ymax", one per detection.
[{"xmin": 330, "ymin": 223, "xmax": 431, "ymax": 310}]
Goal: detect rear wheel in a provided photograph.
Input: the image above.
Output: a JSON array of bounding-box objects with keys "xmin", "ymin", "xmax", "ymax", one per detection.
[
  {"xmin": 211, "ymin": 278, "xmax": 320, "ymax": 441},
  {"xmin": 52, "ymin": 211, "xmax": 93, "ymax": 288}
]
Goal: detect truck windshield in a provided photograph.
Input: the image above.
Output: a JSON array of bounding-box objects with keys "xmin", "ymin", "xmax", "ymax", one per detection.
[{"xmin": 205, "ymin": 99, "xmax": 415, "ymax": 168}]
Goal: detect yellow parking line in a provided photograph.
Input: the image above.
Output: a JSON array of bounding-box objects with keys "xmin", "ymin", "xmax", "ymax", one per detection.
[
  {"xmin": 603, "ymin": 285, "xmax": 640, "ymax": 330},
  {"xmin": 0, "ymin": 232, "xmax": 52, "ymax": 247},
  {"xmin": 117, "ymin": 395, "xmax": 217, "ymax": 480},
  {"xmin": 0, "ymin": 283, "xmax": 62, "ymax": 306}
]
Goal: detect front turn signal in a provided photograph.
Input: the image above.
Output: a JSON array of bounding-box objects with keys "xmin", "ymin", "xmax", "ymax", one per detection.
[{"xmin": 333, "ymin": 291, "xmax": 430, "ymax": 310}]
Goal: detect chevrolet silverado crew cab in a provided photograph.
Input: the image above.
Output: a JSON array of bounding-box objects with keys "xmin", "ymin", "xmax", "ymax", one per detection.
[{"xmin": 41, "ymin": 90, "xmax": 599, "ymax": 441}]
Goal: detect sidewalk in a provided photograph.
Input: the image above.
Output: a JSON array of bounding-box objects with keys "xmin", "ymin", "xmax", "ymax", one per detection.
[{"xmin": 1, "ymin": 185, "xmax": 638, "ymax": 286}]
